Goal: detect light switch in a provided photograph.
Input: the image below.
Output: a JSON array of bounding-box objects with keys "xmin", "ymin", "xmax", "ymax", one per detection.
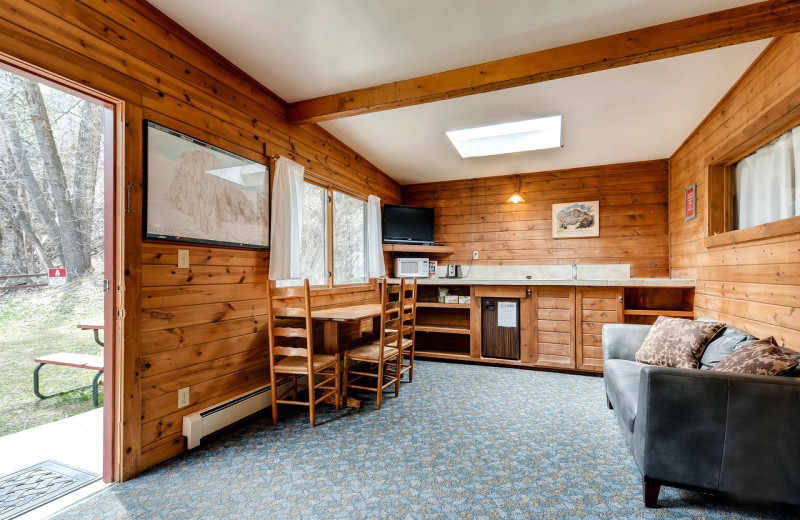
[{"xmin": 178, "ymin": 249, "xmax": 190, "ymax": 269}]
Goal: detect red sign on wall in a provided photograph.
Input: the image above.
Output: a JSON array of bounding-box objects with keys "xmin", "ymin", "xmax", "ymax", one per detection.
[
  {"xmin": 685, "ymin": 183, "xmax": 697, "ymax": 221},
  {"xmin": 48, "ymin": 268, "xmax": 67, "ymax": 287}
]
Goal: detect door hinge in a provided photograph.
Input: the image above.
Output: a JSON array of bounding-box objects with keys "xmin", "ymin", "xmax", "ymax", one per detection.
[
  {"xmin": 116, "ymin": 309, "xmax": 126, "ymax": 319},
  {"xmin": 126, "ymin": 183, "xmax": 133, "ymax": 214},
  {"xmin": 103, "ymin": 279, "xmax": 110, "ymax": 292}
]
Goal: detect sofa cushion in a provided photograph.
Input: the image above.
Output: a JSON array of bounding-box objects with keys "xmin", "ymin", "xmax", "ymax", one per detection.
[
  {"xmin": 712, "ymin": 337, "xmax": 799, "ymax": 376},
  {"xmin": 699, "ymin": 325, "xmax": 757, "ymax": 370},
  {"xmin": 634, "ymin": 316, "xmax": 724, "ymax": 369},
  {"xmin": 781, "ymin": 347, "xmax": 800, "ymax": 377},
  {"xmin": 604, "ymin": 359, "xmax": 645, "ymax": 433}
]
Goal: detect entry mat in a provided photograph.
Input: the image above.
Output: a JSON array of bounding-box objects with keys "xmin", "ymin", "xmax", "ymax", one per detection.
[{"xmin": 0, "ymin": 460, "xmax": 99, "ymax": 520}]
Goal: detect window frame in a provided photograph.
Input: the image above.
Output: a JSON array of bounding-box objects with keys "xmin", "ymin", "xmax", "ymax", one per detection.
[
  {"xmin": 705, "ymin": 116, "xmax": 800, "ymax": 248},
  {"xmin": 278, "ymin": 174, "xmax": 375, "ymax": 292}
]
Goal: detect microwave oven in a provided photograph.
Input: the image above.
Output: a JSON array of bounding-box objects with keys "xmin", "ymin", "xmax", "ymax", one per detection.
[{"xmin": 394, "ymin": 257, "xmax": 429, "ymax": 278}]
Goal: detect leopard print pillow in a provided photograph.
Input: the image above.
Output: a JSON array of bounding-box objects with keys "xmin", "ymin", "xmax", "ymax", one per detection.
[
  {"xmin": 634, "ymin": 316, "xmax": 724, "ymax": 369},
  {"xmin": 711, "ymin": 337, "xmax": 799, "ymax": 376}
]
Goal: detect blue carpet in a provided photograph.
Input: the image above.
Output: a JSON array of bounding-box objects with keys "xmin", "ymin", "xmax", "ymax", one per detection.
[{"xmin": 55, "ymin": 361, "xmax": 798, "ymax": 519}]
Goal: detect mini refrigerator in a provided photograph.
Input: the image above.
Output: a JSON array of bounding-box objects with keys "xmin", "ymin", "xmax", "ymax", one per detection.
[{"xmin": 481, "ymin": 297, "xmax": 520, "ymax": 360}]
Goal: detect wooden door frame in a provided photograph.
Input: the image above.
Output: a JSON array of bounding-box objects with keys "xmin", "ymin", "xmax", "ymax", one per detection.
[{"xmin": 0, "ymin": 55, "xmax": 125, "ymax": 483}]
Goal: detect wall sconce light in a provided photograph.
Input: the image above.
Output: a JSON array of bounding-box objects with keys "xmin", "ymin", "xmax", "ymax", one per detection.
[{"xmin": 506, "ymin": 176, "xmax": 525, "ymax": 204}]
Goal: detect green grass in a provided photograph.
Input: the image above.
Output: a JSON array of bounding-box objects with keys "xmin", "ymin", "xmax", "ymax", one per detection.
[{"xmin": 0, "ymin": 271, "xmax": 104, "ymax": 437}]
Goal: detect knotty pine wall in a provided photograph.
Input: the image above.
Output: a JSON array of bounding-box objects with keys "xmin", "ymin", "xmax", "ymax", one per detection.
[
  {"xmin": 403, "ymin": 161, "xmax": 669, "ymax": 278},
  {"xmin": 670, "ymin": 35, "xmax": 800, "ymax": 348},
  {"xmin": 0, "ymin": 0, "xmax": 400, "ymax": 478}
]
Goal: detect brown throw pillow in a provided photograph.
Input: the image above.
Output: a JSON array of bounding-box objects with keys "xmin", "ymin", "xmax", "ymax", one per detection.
[
  {"xmin": 711, "ymin": 337, "xmax": 799, "ymax": 376},
  {"xmin": 634, "ymin": 316, "xmax": 724, "ymax": 369}
]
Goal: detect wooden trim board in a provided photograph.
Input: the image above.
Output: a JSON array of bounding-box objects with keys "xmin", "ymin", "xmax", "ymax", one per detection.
[{"xmin": 289, "ymin": 1, "xmax": 800, "ymax": 123}]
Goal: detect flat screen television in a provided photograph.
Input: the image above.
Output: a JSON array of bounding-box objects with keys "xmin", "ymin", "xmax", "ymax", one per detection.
[{"xmin": 383, "ymin": 204, "xmax": 435, "ymax": 245}]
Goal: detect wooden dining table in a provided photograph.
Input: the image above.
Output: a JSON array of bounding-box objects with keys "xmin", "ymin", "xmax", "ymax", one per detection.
[
  {"xmin": 275, "ymin": 303, "xmax": 383, "ymax": 408},
  {"xmin": 310, "ymin": 303, "xmax": 383, "ymax": 356}
]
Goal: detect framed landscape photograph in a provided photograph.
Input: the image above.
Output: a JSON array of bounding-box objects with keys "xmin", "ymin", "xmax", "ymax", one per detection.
[
  {"xmin": 552, "ymin": 201, "xmax": 599, "ymax": 238},
  {"xmin": 144, "ymin": 121, "xmax": 270, "ymax": 249}
]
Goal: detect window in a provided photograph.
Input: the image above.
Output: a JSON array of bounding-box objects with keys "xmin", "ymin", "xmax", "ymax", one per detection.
[
  {"xmin": 707, "ymin": 123, "xmax": 800, "ymax": 246},
  {"xmin": 731, "ymin": 125, "xmax": 799, "ymax": 230},
  {"xmin": 277, "ymin": 180, "xmax": 368, "ymax": 288},
  {"xmin": 333, "ymin": 191, "xmax": 367, "ymax": 285}
]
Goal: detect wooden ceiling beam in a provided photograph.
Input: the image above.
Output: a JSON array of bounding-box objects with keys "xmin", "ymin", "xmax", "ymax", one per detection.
[{"xmin": 288, "ymin": 0, "xmax": 800, "ymax": 124}]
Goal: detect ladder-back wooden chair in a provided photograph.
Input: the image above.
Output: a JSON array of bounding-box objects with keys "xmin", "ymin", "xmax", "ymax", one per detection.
[
  {"xmin": 397, "ymin": 278, "xmax": 418, "ymax": 382},
  {"xmin": 343, "ymin": 279, "xmax": 402, "ymax": 410},
  {"xmin": 266, "ymin": 279, "xmax": 339, "ymax": 427}
]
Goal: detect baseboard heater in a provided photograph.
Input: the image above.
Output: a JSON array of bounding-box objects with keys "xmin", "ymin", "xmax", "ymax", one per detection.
[{"xmin": 183, "ymin": 380, "xmax": 291, "ymax": 449}]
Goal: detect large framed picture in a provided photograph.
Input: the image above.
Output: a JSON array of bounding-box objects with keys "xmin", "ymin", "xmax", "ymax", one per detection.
[
  {"xmin": 552, "ymin": 201, "xmax": 599, "ymax": 238},
  {"xmin": 144, "ymin": 121, "xmax": 270, "ymax": 249}
]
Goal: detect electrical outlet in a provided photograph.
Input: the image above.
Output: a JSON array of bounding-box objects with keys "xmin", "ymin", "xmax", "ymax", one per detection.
[
  {"xmin": 178, "ymin": 387, "xmax": 190, "ymax": 408},
  {"xmin": 472, "ymin": 251, "xmax": 479, "ymax": 260},
  {"xmin": 178, "ymin": 249, "xmax": 190, "ymax": 269}
]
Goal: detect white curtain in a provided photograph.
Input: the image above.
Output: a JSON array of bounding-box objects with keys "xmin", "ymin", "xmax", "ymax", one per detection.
[
  {"xmin": 735, "ymin": 126, "xmax": 800, "ymax": 229},
  {"xmin": 269, "ymin": 157, "xmax": 305, "ymax": 280},
  {"xmin": 364, "ymin": 194, "xmax": 386, "ymax": 278}
]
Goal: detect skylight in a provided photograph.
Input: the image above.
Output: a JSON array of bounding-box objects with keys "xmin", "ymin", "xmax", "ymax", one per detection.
[{"xmin": 446, "ymin": 115, "xmax": 562, "ymax": 158}]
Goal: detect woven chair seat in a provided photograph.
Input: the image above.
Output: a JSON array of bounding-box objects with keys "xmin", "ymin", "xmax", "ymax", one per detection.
[
  {"xmin": 347, "ymin": 343, "xmax": 399, "ymax": 362},
  {"xmin": 275, "ymin": 354, "xmax": 337, "ymax": 374},
  {"xmin": 385, "ymin": 332, "xmax": 413, "ymax": 349}
]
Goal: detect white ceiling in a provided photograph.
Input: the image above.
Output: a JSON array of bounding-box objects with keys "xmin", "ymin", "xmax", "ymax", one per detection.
[
  {"xmin": 320, "ymin": 42, "xmax": 768, "ymax": 184},
  {"xmin": 149, "ymin": 0, "xmax": 770, "ymax": 184}
]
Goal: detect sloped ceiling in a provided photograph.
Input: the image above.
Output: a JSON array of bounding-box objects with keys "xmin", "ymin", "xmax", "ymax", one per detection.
[{"xmin": 149, "ymin": 0, "xmax": 770, "ymax": 183}]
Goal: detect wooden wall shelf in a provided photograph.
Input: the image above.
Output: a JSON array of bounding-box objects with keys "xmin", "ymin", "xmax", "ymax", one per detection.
[{"xmin": 382, "ymin": 244, "xmax": 454, "ymax": 254}]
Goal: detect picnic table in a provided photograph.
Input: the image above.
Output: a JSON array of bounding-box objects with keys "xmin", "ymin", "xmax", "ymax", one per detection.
[
  {"xmin": 33, "ymin": 353, "xmax": 104, "ymax": 407},
  {"xmin": 76, "ymin": 323, "xmax": 104, "ymax": 346},
  {"xmin": 32, "ymin": 324, "xmax": 105, "ymax": 407}
]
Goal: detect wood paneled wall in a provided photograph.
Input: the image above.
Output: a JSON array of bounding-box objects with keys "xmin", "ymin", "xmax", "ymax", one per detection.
[
  {"xmin": 670, "ymin": 35, "xmax": 800, "ymax": 348},
  {"xmin": 403, "ymin": 161, "xmax": 669, "ymax": 278},
  {"xmin": 0, "ymin": 0, "xmax": 400, "ymax": 478}
]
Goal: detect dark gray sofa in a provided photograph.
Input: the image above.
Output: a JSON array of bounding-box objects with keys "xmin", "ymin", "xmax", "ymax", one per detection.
[{"xmin": 602, "ymin": 323, "xmax": 800, "ymax": 508}]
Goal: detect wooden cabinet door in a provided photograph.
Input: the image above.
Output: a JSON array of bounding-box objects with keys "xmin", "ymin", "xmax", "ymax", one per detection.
[
  {"xmin": 532, "ymin": 287, "xmax": 575, "ymax": 369},
  {"xmin": 575, "ymin": 287, "xmax": 624, "ymax": 372}
]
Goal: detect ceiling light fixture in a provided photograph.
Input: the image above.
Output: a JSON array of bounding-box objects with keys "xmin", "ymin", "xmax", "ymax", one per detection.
[
  {"xmin": 446, "ymin": 115, "xmax": 562, "ymax": 158},
  {"xmin": 506, "ymin": 175, "xmax": 525, "ymax": 204}
]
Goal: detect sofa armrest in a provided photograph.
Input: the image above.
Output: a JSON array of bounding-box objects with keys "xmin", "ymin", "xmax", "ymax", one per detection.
[
  {"xmin": 602, "ymin": 324, "xmax": 651, "ymax": 362},
  {"xmin": 633, "ymin": 366, "xmax": 800, "ymax": 504}
]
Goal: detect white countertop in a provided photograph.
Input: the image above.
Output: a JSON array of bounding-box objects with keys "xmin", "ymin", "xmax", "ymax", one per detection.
[{"xmin": 386, "ymin": 277, "xmax": 695, "ymax": 287}]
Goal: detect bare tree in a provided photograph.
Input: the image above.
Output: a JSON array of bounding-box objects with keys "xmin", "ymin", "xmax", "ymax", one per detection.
[
  {"xmin": 0, "ymin": 71, "xmax": 104, "ymax": 281},
  {"xmin": 21, "ymin": 80, "xmax": 87, "ymax": 279},
  {"xmin": 73, "ymin": 101, "xmax": 104, "ymax": 267}
]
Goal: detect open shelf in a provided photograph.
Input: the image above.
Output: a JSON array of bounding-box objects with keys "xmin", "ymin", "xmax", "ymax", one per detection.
[
  {"xmin": 623, "ymin": 287, "xmax": 694, "ymax": 325},
  {"xmin": 417, "ymin": 302, "xmax": 470, "ymax": 309},
  {"xmin": 623, "ymin": 309, "xmax": 694, "ymax": 318},
  {"xmin": 383, "ymin": 244, "xmax": 454, "ymax": 254},
  {"xmin": 415, "ymin": 324, "xmax": 471, "ymax": 335},
  {"xmin": 415, "ymin": 349, "xmax": 473, "ymax": 361}
]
